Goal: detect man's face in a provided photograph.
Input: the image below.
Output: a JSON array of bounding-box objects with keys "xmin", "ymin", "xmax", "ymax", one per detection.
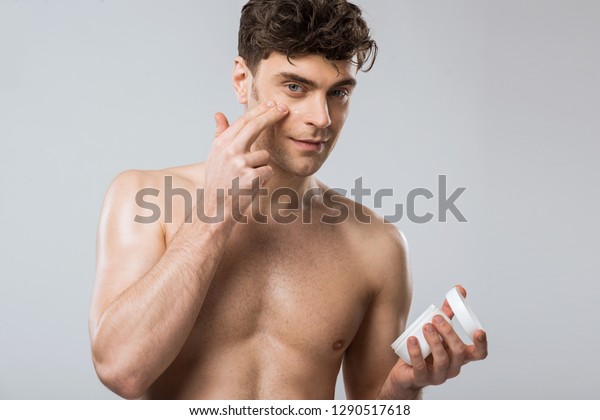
[{"xmin": 241, "ymin": 53, "xmax": 357, "ymax": 178}]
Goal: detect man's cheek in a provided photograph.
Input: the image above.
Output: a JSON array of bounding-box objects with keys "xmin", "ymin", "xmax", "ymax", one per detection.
[
  {"xmin": 275, "ymin": 113, "xmax": 294, "ymax": 135},
  {"xmin": 270, "ymin": 123, "xmax": 283, "ymax": 143},
  {"xmin": 247, "ymin": 95, "xmax": 260, "ymax": 109}
]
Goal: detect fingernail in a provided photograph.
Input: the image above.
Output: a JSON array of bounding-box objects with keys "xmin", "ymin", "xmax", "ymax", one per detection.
[
  {"xmin": 433, "ymin": 315, "xmax": 444, "ymax": 325},
  {"xmin": 277, "ymin": 103, "xmax": 288, "ymax": 112},
  {"xmin": 408, "ymin": 337, "xmax": 418, "ymax": 346},
  {"xmin": 266, "ymin": 100, "xmax": 275, "ymax": 108},
  {"xmin": 424, "ymin": 323, "xmax": 434, "ymax": 333},
  {"xmin": 477, "ymin": 331, "xmax": 487, "ymax": 342}
]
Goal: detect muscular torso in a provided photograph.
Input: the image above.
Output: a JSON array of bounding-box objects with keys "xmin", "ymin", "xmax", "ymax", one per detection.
[{"xmin": 143, "ymin": 165, "xmax": 378, "ymax": 399}]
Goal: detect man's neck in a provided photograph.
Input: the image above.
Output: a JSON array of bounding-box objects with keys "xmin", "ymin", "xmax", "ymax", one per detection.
[{"xmin": 250, "ymin": 169, "xmax": 322, "ymax": 223}]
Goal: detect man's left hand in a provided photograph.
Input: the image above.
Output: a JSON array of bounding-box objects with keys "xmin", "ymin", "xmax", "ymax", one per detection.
[{"xmin": 379, "ymin": 285, "xmax": 488, "ymax": 399}]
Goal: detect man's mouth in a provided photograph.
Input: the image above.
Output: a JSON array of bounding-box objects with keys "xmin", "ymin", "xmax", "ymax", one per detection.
[{"xmin": 290, "ymin": 137, "xmax": 326, "ymax": 152}]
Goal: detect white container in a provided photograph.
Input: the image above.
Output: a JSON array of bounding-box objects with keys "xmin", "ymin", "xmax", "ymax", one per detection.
[{"xmin": 391, "ymin": 287, "xmax": 483, "ymax": 365}]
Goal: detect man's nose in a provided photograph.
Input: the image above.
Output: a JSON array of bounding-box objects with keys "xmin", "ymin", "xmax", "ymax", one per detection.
[{"xmin": 305, "ymin": 94, "xmax": 332, "ymax": 129}]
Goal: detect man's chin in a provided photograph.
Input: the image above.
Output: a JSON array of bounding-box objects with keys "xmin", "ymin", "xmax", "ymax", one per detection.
[{"xmin": 276, "ymin": 159, "xmax": 325, "ymax": 179}]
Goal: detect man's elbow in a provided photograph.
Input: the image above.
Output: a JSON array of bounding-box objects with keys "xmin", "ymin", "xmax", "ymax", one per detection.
[{"xmin": 92, "ymin": 348, "xmax": 149, "ymax": 400}]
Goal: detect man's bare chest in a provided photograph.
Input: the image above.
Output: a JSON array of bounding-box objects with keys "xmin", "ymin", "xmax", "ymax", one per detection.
[{"xmin": 190, "ymin": 222, "xmax": 373, "ymax": 358}]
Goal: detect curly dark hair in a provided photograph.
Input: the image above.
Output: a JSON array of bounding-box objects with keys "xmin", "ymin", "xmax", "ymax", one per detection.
[{"xmin": 238, "ymin": 0, "xmax": 378, "ymax": 74}]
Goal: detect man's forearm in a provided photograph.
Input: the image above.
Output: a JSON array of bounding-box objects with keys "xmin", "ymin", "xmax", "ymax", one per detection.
[{"xmin": 91, "ymin": 216, "xmax": 233, "ymax": 398}]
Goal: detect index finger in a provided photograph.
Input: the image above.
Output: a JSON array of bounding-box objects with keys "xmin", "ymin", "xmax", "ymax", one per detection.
[
  {"xmin": 233, "ymin": 102, "xmax": 289, "ymax": 151},
  {"xmin": 221, "ymin": 100, "xmax": 281, "ymax": 142}
]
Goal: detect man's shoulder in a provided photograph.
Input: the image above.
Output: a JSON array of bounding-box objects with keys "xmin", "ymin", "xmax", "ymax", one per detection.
[
  {"xmin": 316, "ymin": 181, "xmax": 409, "ymax": 281},
  {"xmin": 107, "ymin": 162, "xmax": 206, "ymax": 193},
  {"xmin": 99, "ymin": 163, "xmax": 207, "ymax": 228},
  {"xmin": 347, "ymin": 207, "xmax": 410, "ymax": 299},
  {"xmin": 347, "ymin": 203, "xmax": 408, "ymax": 265},
  {"xmin": 106, "ymin": 163, "xmax": 204, "ymax": 205}
]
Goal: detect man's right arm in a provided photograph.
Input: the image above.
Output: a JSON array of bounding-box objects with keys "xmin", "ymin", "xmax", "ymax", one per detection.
[
  {"xmin": 89, "ymin": 101, "xmax": 289, "ymax": 399},
  {"xmin": 89, "ymin": 169, "xmax": 235, "ymax": 399}
]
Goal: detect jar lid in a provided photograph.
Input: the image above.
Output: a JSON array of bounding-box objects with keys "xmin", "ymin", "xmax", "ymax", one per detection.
[{"xmin": 445, "ymin": 287, "xmax": 483, "ymax": 338}]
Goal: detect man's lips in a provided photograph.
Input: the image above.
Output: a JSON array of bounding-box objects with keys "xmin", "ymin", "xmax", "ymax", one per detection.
[{"xmin": 290, "ymin": 137, "xmax": 326, "ymax": 152}]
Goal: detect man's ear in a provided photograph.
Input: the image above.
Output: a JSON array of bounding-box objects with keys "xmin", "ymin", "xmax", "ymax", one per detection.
[{"xmin": 233, "ymin": 56, "xmax": 252, "ymax": 105}]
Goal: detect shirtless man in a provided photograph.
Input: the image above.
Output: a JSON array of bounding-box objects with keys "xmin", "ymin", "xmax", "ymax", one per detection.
[{"xmin": 89, "ymin": 0, "xmax": 487, "ymax": 399}]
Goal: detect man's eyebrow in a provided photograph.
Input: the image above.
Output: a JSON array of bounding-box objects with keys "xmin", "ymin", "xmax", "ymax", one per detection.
[{"xmin": 275, "ymin": 72, "xmax": 357, "ymax": 89}]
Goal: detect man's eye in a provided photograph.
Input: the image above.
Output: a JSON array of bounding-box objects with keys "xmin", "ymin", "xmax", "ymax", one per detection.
[
  {"xmin": 331, "ymin": 89, "xmax": 348, "ymax": 98},
  {"xmin": 287, "ymin": 84, "xmax": 303, "ymax": 93}
]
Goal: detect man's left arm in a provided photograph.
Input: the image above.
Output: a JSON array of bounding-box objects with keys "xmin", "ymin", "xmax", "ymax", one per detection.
[
  {"xmin": 343, "ymin": 226, "xmax": 488, "ymax": 399},
  {"xmin": 343, "ymin": 225, "xmax": 416, "ymax": 399}
]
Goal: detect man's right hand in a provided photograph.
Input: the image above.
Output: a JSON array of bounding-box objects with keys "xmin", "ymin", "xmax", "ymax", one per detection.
[{"xmin": 203, "ymin": 100, "xmax": 289, "ymax": 221}]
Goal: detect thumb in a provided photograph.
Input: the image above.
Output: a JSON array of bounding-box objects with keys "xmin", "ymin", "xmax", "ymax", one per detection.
[{"xmin": 214, "ymin": 112, "xmax": 230, "ymax": 137}]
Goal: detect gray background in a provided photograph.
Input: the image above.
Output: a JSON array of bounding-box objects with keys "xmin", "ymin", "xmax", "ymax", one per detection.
[{"xmin": 1, "ymin": 0, "xmax": 598, "ymax": 399}]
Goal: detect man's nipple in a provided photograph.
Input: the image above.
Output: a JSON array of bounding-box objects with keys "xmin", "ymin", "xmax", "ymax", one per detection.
[{"xmin": 332, "ymin": 339, "xmax": 344, "ymax": 351}]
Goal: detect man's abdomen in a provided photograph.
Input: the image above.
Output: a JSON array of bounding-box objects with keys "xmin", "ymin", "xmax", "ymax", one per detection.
[{"xmin": 146, "ymin": 331, "xmax": 341, "ymax": 399}]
